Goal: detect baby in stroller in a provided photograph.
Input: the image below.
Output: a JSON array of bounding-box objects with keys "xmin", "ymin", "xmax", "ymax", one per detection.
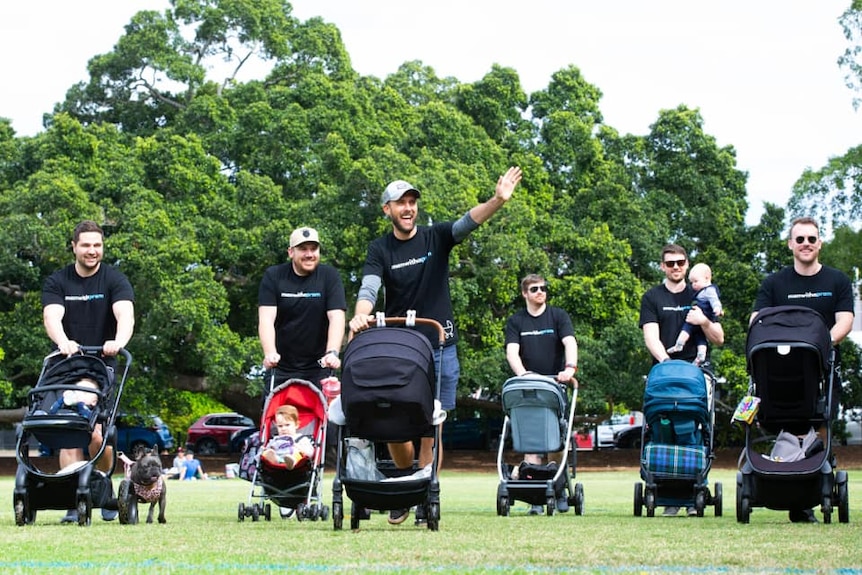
[{"xmin": 261, "ymin": 405, "xmax": 315, "ymax": 470}]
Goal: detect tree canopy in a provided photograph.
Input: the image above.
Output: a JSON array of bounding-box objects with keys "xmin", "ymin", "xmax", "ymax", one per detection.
[{"xmin": 0, "ymin": 0, "xmax": 859, "ymax": 434}]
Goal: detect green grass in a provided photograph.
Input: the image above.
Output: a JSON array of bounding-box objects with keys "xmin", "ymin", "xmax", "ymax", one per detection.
[{"xmin": 2, "ymin": 468, "xmax": 862, "ymax": 574}]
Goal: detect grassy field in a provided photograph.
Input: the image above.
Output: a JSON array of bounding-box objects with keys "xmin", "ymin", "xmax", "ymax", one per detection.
[{"xmin": 2, "ymin": 468, "xmax": 861, "ymax": 574}]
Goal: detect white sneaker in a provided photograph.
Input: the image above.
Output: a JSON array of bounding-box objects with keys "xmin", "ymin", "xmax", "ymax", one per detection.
[
  {"xmin": 662, "ymin": 506, "xmax": 680, "ymax": 516},
  {"xmin": 687, "ymin": 507, "xmax": 697, "ymax": 516}
]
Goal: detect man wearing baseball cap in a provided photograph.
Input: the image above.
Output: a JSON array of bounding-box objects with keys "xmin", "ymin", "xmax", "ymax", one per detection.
[
  {"xmin": 349, "ymin": 166, "xmax": 523, "ymax": 525},
  {"xmin": 258, "ymin": 226, "xmax": 346, "ymax": 395}
]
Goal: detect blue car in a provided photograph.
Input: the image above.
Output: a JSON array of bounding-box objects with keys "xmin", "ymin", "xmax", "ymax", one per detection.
[{"xmin": 39, "ymin": 413, "xmax": 174, "ymax": 459}]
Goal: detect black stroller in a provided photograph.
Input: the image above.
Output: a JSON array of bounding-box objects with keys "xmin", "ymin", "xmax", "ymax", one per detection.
[
  {"xmin": 736, "ymin": 305, "xmax": 850, "ymax": 523},
  {"xmin": 331, "ymin": 315, "xmax": 443, "ymax": 531},
  {"xmin": 495, "ymin": 374, "xmax": 584, "ymax": 516},
  {"xmin": 237, "ymin": 377, "xmax": 329, "ymax": 522},
  {"xmin": 633, "ymin": 359, "xmax": 722, "ymax": 517},
  {"xmin": 14, "ymin": 347, "xmax": 131, "ymax": 526}
]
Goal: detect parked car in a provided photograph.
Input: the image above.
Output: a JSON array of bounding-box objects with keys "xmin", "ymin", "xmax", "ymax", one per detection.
[
  {"xmin": 442, "ymin": 414, "xmax": 504, "ymax": 450},
  {"xmin": 229, "ymin": 426, "xmax": 258, "ymax": 453},
  {"xmin": 185, "ymin": 412, "xmax": 254, "ymax": 455},
  {"xmin": 596, "ymin": 411, "xmax": 643, "ymax": 448},
  {"xmin": 39, "ymin": 413, "xmax": 174, "ymax": 459},
  {"xmin": 613, "ymin": 425, "xmax": 643, "ymax": 449},
  {"xmin": 836, "ymin": 407, "xmax": 862, "ymax": 446}
]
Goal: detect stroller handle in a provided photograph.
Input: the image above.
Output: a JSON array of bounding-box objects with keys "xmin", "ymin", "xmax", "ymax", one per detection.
[{"xmin": 364, "ymin": 316, "xmax": 446, "ymax": 346}]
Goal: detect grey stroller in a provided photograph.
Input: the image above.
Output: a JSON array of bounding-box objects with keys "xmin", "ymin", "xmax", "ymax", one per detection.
[{"xmin": 495, "ymin": 374, "xmax": 584, "ymax": 516}]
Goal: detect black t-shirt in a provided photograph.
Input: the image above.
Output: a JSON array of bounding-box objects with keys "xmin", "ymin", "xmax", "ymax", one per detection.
[
  {"xmin": 41, "ymin": 264, "xmax": 135, "ymax": 347},
  {"xmin": 639, "ymin": 283, "xmax": 698, "ymax": 363},
  {"xmin": 504, "ymin": 306, "xmax": 575, "ymax": 375},
  {"xmin": 753, "ymin": 265, "xmax": 854, "ymax": 329},
  {"xmin": 362, "ymin": 223, "xmax": 458, "ymax": 346},
  {"xmin": 258, "ymin": 263, "xmax": 346, "ymax": 372}
]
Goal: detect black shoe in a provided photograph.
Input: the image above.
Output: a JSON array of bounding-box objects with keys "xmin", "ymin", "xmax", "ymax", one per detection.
[
  {"xmin": 789, "ymin": 508, "xmax": 818, "ymax": 523},
  {"xmin": 414, "ymin": 504, "xmax": 427, "ymax": 525},
  {"xmin": 388, "ymin": 508, "xmax": 409, "ymax": 525}
]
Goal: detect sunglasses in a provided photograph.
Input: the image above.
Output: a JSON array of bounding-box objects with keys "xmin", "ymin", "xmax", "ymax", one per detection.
[
  {"xmin": 794, "ymin": 235, "xmax": 819, "ymax": 245},
  {"xmin": 663, "ymin": 259, "xmax": 686, "ymax": 268},
  {"xmin": 528, "ymin": 285, "xmax": 548, "ymax": 293}
]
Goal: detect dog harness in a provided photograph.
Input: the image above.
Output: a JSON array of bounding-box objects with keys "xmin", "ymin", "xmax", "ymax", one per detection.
[{"xmin": 119, "ymin": 452, "xmax": 165, "ymax": 503}]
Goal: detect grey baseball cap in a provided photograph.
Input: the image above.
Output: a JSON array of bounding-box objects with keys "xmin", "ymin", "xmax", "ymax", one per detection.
[{"xmin": 380, "ymin": 180, "xmax": 420, "ymax": 206}]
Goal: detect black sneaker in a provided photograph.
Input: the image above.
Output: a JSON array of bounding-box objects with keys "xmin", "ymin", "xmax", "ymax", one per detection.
[
  {"xmin": 388, "ymin": 508, "xmax": 409, "ymax": 525},
  {"xmin": 414, "ymin": 504, "xmax": 427, "ymax": 525},
  {"xmin": 789, "ymin": 508, "xmax": 818, "ymax": 523},
  {"xmin": 555, "ymin": 496, "xmax": 569, "ymax": 513}
]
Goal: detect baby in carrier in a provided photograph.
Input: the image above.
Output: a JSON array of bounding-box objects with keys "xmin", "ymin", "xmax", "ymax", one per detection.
[
  {"xmin": 667, "ymin": 263, "xmax": 723, "ymax": 366},
  {"xmin": 261, "ymin": 405, "xmax": 314, "ymax": 470}
]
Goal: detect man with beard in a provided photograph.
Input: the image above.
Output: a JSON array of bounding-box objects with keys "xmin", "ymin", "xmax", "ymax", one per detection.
[{"xmin": 349, "ymin": 167, "xmax": 522, "ymax": 525}]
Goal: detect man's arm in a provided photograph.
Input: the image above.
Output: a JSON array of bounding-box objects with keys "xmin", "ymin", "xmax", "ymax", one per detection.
[
  {"xmin": 319, "ymin": 309, "xmax": 346, "ymax": 369},
  {"xmin": 832, "ymin": 311, "xmax": 854, "ymax": 345},
  {"xmin": 258, "ymin": 305, "xmax": 279, "ymax": 368},
  {"xmin": 467, "ymin": 166, "xmax": 521, "ymax": 225},
  {"xmin": 557, "ymin": 335, "xmax": 578, "ymax": 385},
  {"xmin": 643, "ymin": 322, "xmax": 670, "ymax": 363},
  {"xmin": 348, "ymin": 274, "xmax": 380, "ymax": 333},
  {"xmin": 43, "ymin": 303, "xmax": 76, "ymax": 355},
  {"xmin": 103, "ymin": 300, "xmax": 134, "ymax": 356},
  {"xmin": 505, "ymin": 343, "xmax": 526, "ymax": 376},
  {"xmin": 686, "ymin": 306, "xmax": 724, "ymax": 346}
]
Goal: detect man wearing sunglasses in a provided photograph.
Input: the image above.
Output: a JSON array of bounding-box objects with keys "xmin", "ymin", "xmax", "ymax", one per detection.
[
  {"xmin": 505, "ymin": 274, "xmax": 578, "ymax": 514},
  {"xmin": 640, "ymin": 244, "xmax": 724, "ymax": 365},
  {"xmin": 750, "ymin": 217, "xmax": 854, "ymax": 523},
  {"xmin": 639, "ymin": 244, "xmax": 725, "ymax": 517}
]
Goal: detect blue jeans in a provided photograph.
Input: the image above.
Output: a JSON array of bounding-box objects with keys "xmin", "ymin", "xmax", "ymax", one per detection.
[{"xmin": 434, "ymin": 345, "xmax": 460, "ymax": 410}]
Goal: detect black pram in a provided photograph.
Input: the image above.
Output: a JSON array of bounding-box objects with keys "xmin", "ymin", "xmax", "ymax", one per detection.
[
  {"xmin": 14, "ymin": 348, "xmax": 131, "ymax": 526},
  {"xmin": 735, "ymin": 305, "xmax": 849, "ymax": 523},
  {"xmin": 331, "ymin": 315, "xmax": 443, "ymax": 531}
]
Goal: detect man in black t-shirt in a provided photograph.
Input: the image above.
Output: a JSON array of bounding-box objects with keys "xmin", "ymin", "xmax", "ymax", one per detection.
[
  {"xmin": 42, "ymin": 220, "xmax": 135, "ymax": 522},
  {"xmin": 638, "ymin": 243, "xmax": 724, "ymax": 517},
  {"xmin": 349, "ymin": 167, "xmax": 522, "ymax": 526},
  {"xmin": 258, "ymin": 227, "xmax": 347, "ymax": 391},
  {"xmin": 505, "ymin": 274, "xmax": 578, "ymax": 514},
  {"xmin": 750, "ymin": 216, "xmax": 854, "ymax": 524}
]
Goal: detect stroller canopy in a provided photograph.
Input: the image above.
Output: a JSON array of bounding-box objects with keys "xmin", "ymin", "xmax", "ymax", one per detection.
[
  {"xmin": 747, "ymin": 305, "xmax": 831, "ymax": 375},
  {"xmin": 642, "ymin": 360, "xmax": 708, "ymax": 425}
]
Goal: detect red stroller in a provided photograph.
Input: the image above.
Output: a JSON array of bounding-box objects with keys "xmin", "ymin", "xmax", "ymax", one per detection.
[{"xmin": 237, "ymin": 378, "xmax": 329, "ymax": 522}]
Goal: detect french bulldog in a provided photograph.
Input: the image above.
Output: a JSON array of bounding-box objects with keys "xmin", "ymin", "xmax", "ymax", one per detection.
[{"xmin": 118, "ymin": 445, "xmax": 166, "ymax": 524}]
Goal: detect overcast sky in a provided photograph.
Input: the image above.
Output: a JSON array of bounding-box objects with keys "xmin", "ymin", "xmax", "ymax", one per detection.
[{"xmin": 2, "ymin": 1, "xmax": 860, "ymax": 225}]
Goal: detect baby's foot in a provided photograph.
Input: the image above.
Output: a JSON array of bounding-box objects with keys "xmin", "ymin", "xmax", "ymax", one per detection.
[{"xmin": 666, "ymin": 343, "xmax": 683, "ymax": 354}]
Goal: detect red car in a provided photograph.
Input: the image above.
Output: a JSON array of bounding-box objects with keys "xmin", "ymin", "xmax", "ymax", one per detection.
[{"xmin": 185, "ymin": 412, "xmax": 254, "ymax": 455}]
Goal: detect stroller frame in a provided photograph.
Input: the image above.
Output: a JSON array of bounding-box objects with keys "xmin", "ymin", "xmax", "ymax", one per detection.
[
  {"xmin": 495, "ymin": 374, "xmax": 584, "ymax": 517},
  {"xmin": 736, "ymin": 305, "xmax": 850, "ymax": 524},
  {"xmin": 633, "ymin": 360, "xmax": 723, "ymax": 517},
  {"xmin": 14, "ymin": 347, "xmax": 132, "ymax": 527},
  {"xmin": 331, "ymin": 315, "xmax": 444, "ymax": 531},
  {"xmin": 238, "ymin": 377, "xmax": 329, "ymax": 523}
]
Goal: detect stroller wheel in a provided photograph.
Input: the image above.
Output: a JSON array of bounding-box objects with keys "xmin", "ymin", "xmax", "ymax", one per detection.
[
  {"xmin": 694, "ymin": 491, "xmax": 706, "ymax": 517},
  {"xmin": 264, "ymin": 503, "xmax": 272, "ymax": 522},
  {"xmin": 545, "ymin": 496, "xmax": 555, "ymax": 516},
  {"xmin": 118, "ymin": 479, "xmax": 137, "ymax": 525},
  {"xmin": 321, "ymin": 505, "xmax": 330, "ymax": 522},
  {"xmin": 644, "ymin": 490, "xmax": 655, "ymax": 518},
  {"xmin": 573, "ymin": 483, "xmax": 585, "ymax": 516},
  {"xmin": 13, "ymin": 493, "xmax": 34, "ymax": 526},
  {"xmin": 713, "ymin": 482, "xmax": 723, "ymax": 517},
  {"xmin": 836, "ymin": 471, "xmax": 849, "ymax": 523},
  {"xmin": 296, "ymin": 502, "xmax": 307, "ymax": 522},
  {"xmin": 497, "ymin": 495, "xmax": 510, "ymax": 517},
  {"xmin": 633, "ymin": 482, "xmax": 643, "ymax": 517},
  {"xmin": 427, "ymin": 502, "xmax": 440, "ymax": 531},
  {"xmin": 76, "ymin": 496, "xmax": 91, "ymax": 527},
  {"xmin": 237, "ymin": 502, "xmax": 246, "ymax": 522},
  {"xmin": 332, "ymin": 502, "xmax": 343, "ymax": 531},
  {"xmin": 251, "ymin": 504, "xmax": 260, "ymax": 522}
]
